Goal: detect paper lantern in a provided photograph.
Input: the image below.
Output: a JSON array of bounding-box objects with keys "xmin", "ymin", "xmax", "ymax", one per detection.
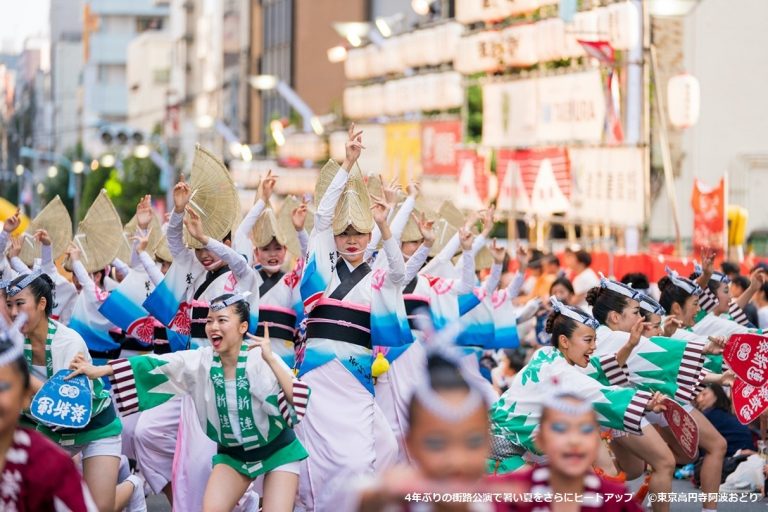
[
  {"xmin": 384, "ymin": 80, "xmax": 402, "ymax": 116},
  {"xmin": 441, "ymin": 22, "xmax": 464, "ymax": 63},
  {"xmin": 439, "ymin": 72, "xmax": 464, "ymax": 110},
  {"xmin": 667, "ymin": 73, "xmax": 700, "ymax": 129},
  {"xmin": 502, "ymin": 24, "xmax": 538, "ymax": 68},
  {"xmin": 607, "ymin": 1, "xmax": 641, "ymax": 50},
  {"xmin": 380, "ymin": 38, "xmax": 404, "ymax": 75},
  {"xmin": 344, "ymin": 48, "xmax": 368, "ymax": 80}
]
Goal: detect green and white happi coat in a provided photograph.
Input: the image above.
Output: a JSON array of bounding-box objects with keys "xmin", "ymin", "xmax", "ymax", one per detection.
[
  {"xmin": 489, "ymin": 347, "xmax": 652, "ymax": 475},
  {"xmin": 595, "ymin": 325, "xmax": 706, "ymax": 404},
  {"xmin": 109, "ymin": 345, "xmax": 309, "ymax": 478},
  {"xmin": 24, "ymin": 320, "xmax": 121, "ymax": 446}
]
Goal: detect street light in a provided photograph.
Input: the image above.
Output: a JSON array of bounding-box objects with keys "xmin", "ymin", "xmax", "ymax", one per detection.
[
  {"xmin": 100, "ymin": 154, "xmax": 116, "ymax": 168},
  {"xmin": 327, "ymin": 45, "xmax": 348, "ymax": 63},
  {"xmin": 15, "ymin": 165, "xmax": 24, "ymax": 177},
  {"xmin": 47, "ymin": 166, "xmax": 58, "ymax": 178},
  {"xmin": 240, "ymin": 145, "xmax": 253, "ymax": 162},
  {"xmin": 90, "ymin": 160, "xmax": 100, "ymax": 171},
  {"xmin": 36, "ymin": 183, "xmax": 45, "ymax": 195},
  {"xmin": 197, "ymin": 115, "xmax": 215, "ymax": 129},
  {"xmin": 411, "ymin": 0, "xmax": 432, "ymax": 16},
  {"xmin": 249, "ymin": 75, "xmax": 323, "ymax": 135},
  {"xmin": 73, "ymin": 161, "xmax": 85, "ymax": 174},
  {"xmin": 134, "ymin": 145, "xmax": 151, "ymax": 159},
  {"xmin": 270, "ymin": 120, "xmax": 286, "ymax": 147}
]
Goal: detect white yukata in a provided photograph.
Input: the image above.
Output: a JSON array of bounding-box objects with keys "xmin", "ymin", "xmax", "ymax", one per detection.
[
  {"xmin": 295, "ymin": 163, "xmax": 408, "ymax": 512},
  {"xmin": 134, "ymin": 211, "xmax": 260, "ymax": 509}
]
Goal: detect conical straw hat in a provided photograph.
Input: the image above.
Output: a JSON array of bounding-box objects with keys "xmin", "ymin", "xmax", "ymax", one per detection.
[
  {"xmin": 365, "ymin": 172, "xmax": 384, "ymax": 202},
  {"xmin": 475, "ymin": 245, "xmax": 494, "ymax": 270},
  {"xmin": 304, "ymin": 205, "xmax": 316, "ymax": 234},
  {"xmin": 183, "ymin": 145, "xmax": 240, "ymax": 249},
  {"xmin": 428, "ymin": 219, "xmax": 458, "ymax": 258},
  {"xmin": 314, "ymin": 159, "xmax": 341, "ymax": 208},
  {"xmin": 153, "ymin": 236, "xmax": 173, "ymax": 263},
  {"xmin": 114, "ymin": 232, "xmax": 133, "ymax": 266},
  {"xmin": 277, "ymin": 196, "xmax": 302, "ymax": 257},
  {"xmin": 68, "ymin": 190, "xmax": 123, "ymax": 273},
  {"xmin": 332, "ymin": 166, "xmax": 374, "ymax": 236},
  {"xmin": 19, "ymin": 195, "xmax": 72, "ymax": 266},
  {"xmin": 438, "ymin": 201, "xmax": 465, "ymax": 229},
  {"xmin": 124, "ymin": 210, "xmax": 163, "ymax": 259},
  {"xmin": 251, "ymin": 207, "xmax": 287, "ymax": 249},
  {"xmin": 401, "ymin": 211, "xmax": 423, "ymax": 243}
]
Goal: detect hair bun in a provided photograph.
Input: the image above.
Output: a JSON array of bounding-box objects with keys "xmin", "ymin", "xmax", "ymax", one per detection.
[{"xmin": 585, "ymin": 287, "xmax": 601, "ymax": 307}]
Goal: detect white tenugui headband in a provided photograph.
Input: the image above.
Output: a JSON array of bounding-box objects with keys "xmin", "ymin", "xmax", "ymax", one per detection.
[
  {"xmin": 665, "ymin": 266, "xmax": 702, "ymax": 296},
  {"xmin": 550, "ymin": 297, "xmax": 599, "ymax": 330},
  {"xmin": 543, "ymin": 391, "xmax": 594, "ymax": 417},
  {"xmin": 638, "ymin": 293, "xmax": 666, "ymax": 316},
  {"xmin": 6, "ymin": 269, "xmax": 44, "ymax": 298},
  {"xmin": 209, "ymin": 292, "xmax": 251, "ymax": 312},
  {"xmin": 692, "ymin": 263, "xmax": 730, "ymax": 284},
  {"xmin": 599, "ymin": 273, "xmax": 640, "ymax": 301}
]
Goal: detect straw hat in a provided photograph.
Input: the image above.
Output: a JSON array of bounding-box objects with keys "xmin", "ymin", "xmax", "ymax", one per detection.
[
  {"xmin": 438, "ymin": 201, "xmax": 465, "ymax": 229},
  {"xmin": 114, "ymin": 233, "xmax": 133, "ymax": 266},
  {"xmin": 475, "ymin": 245, "xmax": 494, "ymax": 270},
  {"xmin": 332, "ymin": 166, "xmax": 373, "ymax": 236},
  {"xmin": 276, "ymin": 196, "xmax": 303, "ymax": 257},
  {"xmin": 401, "ymin": 212, "xmax": 424, "ymax": 243},
  {"xmin": 303, "ymin": 205, "xmax": 316, "ymax": 234},
  {"xmin": 124, "ymin": 210, "xmax": 163, "ymax": 258},
  {"xmin": 67, "ymin": 190, "xmax": 123, "ymax": 273},
  {"xmin": 251, "ymin": 207, "xmax": 286, "ymax": 248},
  {"xmin": 313, "ymin": 159, "xmax": 341, "ymax": 208},
  {"xmin": 19, "ymin": 195, "xmax": 72, "ymax": 266},
  {"xmin": 183, "ymin": 145, "xmax": 240, "ymax": 249},
  {"xmin": 153, "ymin": 236, "xmax": 173, "ymax": 263},
  {"xmin": 365, "ymin": 172, "xmax": 384, "ymax": 201},
  {"xmin": 428, "ymin": 219, "xmax": 459, "ymax": 258}
]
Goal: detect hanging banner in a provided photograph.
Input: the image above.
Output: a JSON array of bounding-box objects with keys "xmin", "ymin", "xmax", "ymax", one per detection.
[
  {"xmin": 496, "ymin": 148, "xmax": 570, "ymax": 216},
  {"xmin": 421, "ymin": 120, "xmax": 462, "ymax": 176},
  {"xmin": 455, "ymin": 149, "xmax": 489, "ymax": 210},
  {"xmin": 691, "ymin": 178, "xmax": 726, "ymax": 254},
  {"xmin": 483, "ymin": 71, "xmax": 606, "ymax": 147},
  {"xmin": 384, "ymin": 122, "xmax": 422, "ymax": 187},
  {"xmin": 568, "ymin": 147, "xmax": 644, "ymax": 227}
]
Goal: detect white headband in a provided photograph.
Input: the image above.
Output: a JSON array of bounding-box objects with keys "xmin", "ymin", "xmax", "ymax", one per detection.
[
  {"xmin": 599, "ymin": 273, "xmax": 640, "ymax": 301},
  {"xmin": 6, "ymin": 269, "xmax": 44, "ymax": 298},
  {"xmin": 638, "ymin": 293, "xmax": 665, "ymax": 316},
  {"xmin": 543, "ymin": 391, "xmax": 594, "ymax": 416},
  {"xmin": 665, "ymin": 266, "xmax": 702, "ymax": 296},
  {"xmin": 550, "ymin": 297, "xmax": 599, "ymax": 330},
  {"xmin": 210, "ymin": 291, "xmax": 252, "ymax": 312},
  {"xmin": 692, "ymin": 262, "xmax": 730, "ymax": 284}
]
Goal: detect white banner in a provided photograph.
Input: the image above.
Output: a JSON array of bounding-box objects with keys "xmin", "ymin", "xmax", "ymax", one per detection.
[
  {"xmin": 568, "ymin": 147, "xmax": 645, "ymax": 227},
  {"xmin": 482, "ymin": 70, "xmax": 606, "ymax": 146}
]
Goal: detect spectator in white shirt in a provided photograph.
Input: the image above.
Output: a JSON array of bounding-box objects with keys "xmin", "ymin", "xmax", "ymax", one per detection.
[{"xmin": 570, "ymin": 249, "xmax": 600, "ymax": 309}]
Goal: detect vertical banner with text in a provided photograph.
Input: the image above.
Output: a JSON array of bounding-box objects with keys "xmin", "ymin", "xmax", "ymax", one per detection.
[
  {"xmin": 692, "ymin": 178, "xmax": 726, "ymax": 255},
  {"xmin": 421, "ymin": 120, "xmax": 462, "ymax": 176},
  {"xmin": 385, "ymin": 122, "xmax": 422, "ymax": 186}
]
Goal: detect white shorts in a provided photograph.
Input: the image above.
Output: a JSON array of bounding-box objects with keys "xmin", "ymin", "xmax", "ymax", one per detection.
[
  {"xmin": 270, "ymin": 460, "xmax": 300, "ymax": 476},
  {"xmin": 64, "ymin": 434, "xmax": 122, "ymax": 460}
]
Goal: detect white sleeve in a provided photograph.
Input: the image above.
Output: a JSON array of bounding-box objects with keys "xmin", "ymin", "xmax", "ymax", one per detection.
[
  {"xmin": 404, "ymin": 243, "xmax": 429, "ymax": 284},
  {"xmin": 364, "ymin": 225, "xmax": 382, "ymax": 261},
  {"xmin": 0, "ymin": 231, "xmax": 8, "ymax": 255},
  {"xmin": 437, "ymin": 233, "xmax": 461, "ymax": 263},
  {"xmin": 314, "ymin": 167, "xmax": 349, "ymax": 233},
  {"xmin": 138, "ymin": 251, "xmax": 164, "ymax": 286},
  {"xmin": 381, "ymin": 237, "xmax": 405, "ymax": 285},
  {"xmin": 41, "ymin": 243, "xmax": 53, "ymax": 270},
  {"xmin": 506, "ymin": 271, "xmax": 525, "ymax": 298},
  {"xmin": 470, "ymin": 234, "xmax": 487, "ymax": 257},
  {"xmin": 297, "ymin": 229, "xmax": 309, "ymax": 257},
  {"xmin": 9, "ymin": 257, "xmax": 30, "ymax": 274},
  {"xmin": 166, "ymin": 211, "xmax": 187, "ymax": 258},
  {"xmin": 389, "ymin": 196, "xmax": 416, "ymax": 243},
  {"xmin": 72, "ymin": 260, "xmax": 98, "ymax": 296},
  {"xmin": 205, "ymin": 238, "xmax": 257, "ymax": 286},
  {"xmin": 483, "ymin": 263, "xmax": 503, "ymax": 293},
  {"xmin": 112, "ymin": 258, "xmax": 131, "ymax": 280},
  {"xmin": 234, "ymin": 199, "xmax": 266, "ymax": 262},
  {"xmin": 456, "ymin": 250, "xmax": 476, "ymax": 295}
]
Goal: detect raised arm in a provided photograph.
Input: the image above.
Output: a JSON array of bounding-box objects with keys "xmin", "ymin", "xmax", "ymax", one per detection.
[
  {"xmin": 168, "ymin": 179, "xmax": 192, "ymax": 258},
  {"xmin": 403, "ymin": 213, "xmax": 435, "ymax": 283},
  {"xmin": 66, "ymin": 243, "xmax": 98, "ymax": 297},
  {"xmin": 482, "ymin": 239, "xmax": 506, "ymax": 293},
  {"xmin": 314, "ymin": 125, "xmax": 364, "ymax": 233},
  {"xmin": 235, "ymin": 171, "xmax": 274, "ymax": 260},
  {"xmin": 0, "ymin": 209, "xmax": 21, "ymax": 256},
  {"xmin": 290, "ymin": 197, "xmax": 309, "ymax": 257},
  {"xmin": 372, "ymin": 197, "xmax": 405, "ymax": 285}
]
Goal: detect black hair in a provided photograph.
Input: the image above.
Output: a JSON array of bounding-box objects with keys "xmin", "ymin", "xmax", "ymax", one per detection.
[
  {"xmin": 407, "ymin": 353, "xmax": 473, "ymax": 423},
  {"xmin": 720, "ymin": 261, "xmax": 740, "ymax": 276},
  {"xmin": 0, "ymin": 341, "xmax": 30, "ymax": 390},
  {"xmin": 8, "ymin": 273, "xmax": 55, "ymax": 317},
  {"xmin": 502, "ymin": 349, "xmax": 527, "ymax": 372},
  {"xmin": 585, "ymin": 287, "xmax": 632, "ymax": 326},
  {"xmin": 758, "ymin": 282, "xmax": 768, "ymax": 301},
  {"xmin": 544, "ymin": 306, "xmax": 592, "ymax": 348},
  {"xmin": 687, "ymin": 271, "xmax": 723, "ymax": 296},
  {"xmin": 544, "ymin": 254, "xmax": 560, "ymax": 267},
  {"xmin": 575, "ymin": 250, "xmax": 592, "ymax": 267},
  {"xmin": 209, "ymin": 293, "xmax": 250, "ymax": 328},
  {"xmin": 731, "ymin": 275, "xmax": 750, "ymax": 292},
  {"xmin": 549, "ymin": 276, "xmax": 574, "ymax": 296},
  {"xmin": 657, "ymin": 276, "xmax": 694, "ymax": 313},
  {"xmin": 620, "ymin": 272, "xmax": 650, "ymax": 291},
  {"xmin": 705, "ymin": 383, "xmax": 731, "ymax": 412}
]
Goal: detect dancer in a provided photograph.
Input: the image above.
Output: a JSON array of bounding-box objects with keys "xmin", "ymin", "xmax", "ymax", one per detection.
[{"xmin": 70, "ymin": 293, "xmax": 309, "ymax": 512}]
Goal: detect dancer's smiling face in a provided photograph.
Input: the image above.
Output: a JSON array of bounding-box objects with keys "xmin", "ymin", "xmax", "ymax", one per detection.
[
  {"xmin": 255, "ymin": 238, "xmax": 287, "ymax": 273},
  {"xmin": 334, "ymin": 226, "xmax": 371, "ymax": 265}
]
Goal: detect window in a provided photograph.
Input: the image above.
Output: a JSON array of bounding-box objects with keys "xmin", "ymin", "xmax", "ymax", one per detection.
[
  {"xmin": 153, "ymin": 68, "xmax": 170, "ymax": 85},
  {"xmin": 136, "ymin": 17, "xmax": 165, "ymax": 33}
]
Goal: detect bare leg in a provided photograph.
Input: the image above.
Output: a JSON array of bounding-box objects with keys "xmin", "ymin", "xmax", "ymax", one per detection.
[
  {"xmin": 607, "ymin": 439, "xmax": 646, "ymax": 480},
  {"xmin": 83, "ymin": 455, "xmax": 120, "ymax": 512},
  {"xmin": 262, "ymin": 470, "xmax": 299, "ymax": 512},
  {"xmin": 690, "ymin": 409, "xmax": 727, "ymax": 510},
  {"xmin": 611, "ymin": 425, "xmax": 676, "ymax": 512},
  {"xmin": 202, "ymin": 464, "xmax": 252, "ymax": 512}
]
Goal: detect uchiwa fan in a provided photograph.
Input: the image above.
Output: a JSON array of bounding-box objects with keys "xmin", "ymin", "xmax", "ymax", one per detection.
[
  {"xmin": 19, "ymin": 195, "xmax": 72, "ymax": 267},
  {"xmin": 183, "ymin": 145, "xmax": 240, "ymax": 249},
  {"xmin": 68, "ymin": 190, "xmax": 123, "ymax": 273},
  {"xmin": 276, "ymin": 196, "xmax": 303, "ymax": 257}
]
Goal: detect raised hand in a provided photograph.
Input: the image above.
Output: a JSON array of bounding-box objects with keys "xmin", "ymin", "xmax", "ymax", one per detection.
[
  {"xmin": 705, "ymin": 335, "xmax": 726, "ymax": 355},
  {"xmin": 291, "ymin": 197, "xmax": 308, "ymax": 231},
  {"xmin": 490, "ymin": 238, "xmax": 506, "ymax": 264},
  {"xmin": 381, "ymin": 176, "xmax": 401, "ymax": 207},
  {"xmin": 662, "ymin": 315, "xmax": 683, "ymax": 337},
  {"xmin": 515, "ymin": 246, "xmax": 529, "ymax": 271},
  {"xmin": 261, "ymin": 169, "xmax": 277, "ymax": 203},
  {"xmin": 628, "ymin": 318, "xmax": 646, "ymax": 347},
  {"xmin": 480, "ymin": 206, "xmax": 496, "ymax": 237},
  {"xmin": 3, "ymin": 209, "xmax": 21, "ymax": 234},
  {"xmin": 132, "ymin": 228, "xmax": 152, "ymax": 253},
  {"xmin": 246, "ymin": 324, "xmax": 274, "ymax": 362},
  {"xmin": 407, "ymin": 181, "xmax": 421, "ymax": 198},
  {"xmin": 8, "ymin": 237, "xmax": 21, "ymax": 259},
  {"xmin": 343, "ymin": 123, "xmax": 365, "ymax": 169},
  {"xmin": 459, "ymin": 227, "xmax": 475, "ymax": 252},
  {"xmin": 135, "ymin": 195, "xmax": 153, "ymax": 229},
  {"xmin": 67, "ymin": 353, "xmax": 109, "ymax": 380},
  {"xmin": 370, "ymin": 195, "xmax": 390, "ymax": 226},
  {"xmin": 65, "ymin": 241, "xmax": 81, "ymax": 262},
  {"xmin": 34, "ymin": 229, "xmax": 52, "ymax": 247},
  {"xmin": 415, "ymin": 213, "xmax": 435, "ymax": 247},
  {"xmin": 173, "ymin": 175, "xmax": 192, "ymax": 214},
  {"xmin": 183, "ymin": 207, "xmax": 207, "ymax": 244}
]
